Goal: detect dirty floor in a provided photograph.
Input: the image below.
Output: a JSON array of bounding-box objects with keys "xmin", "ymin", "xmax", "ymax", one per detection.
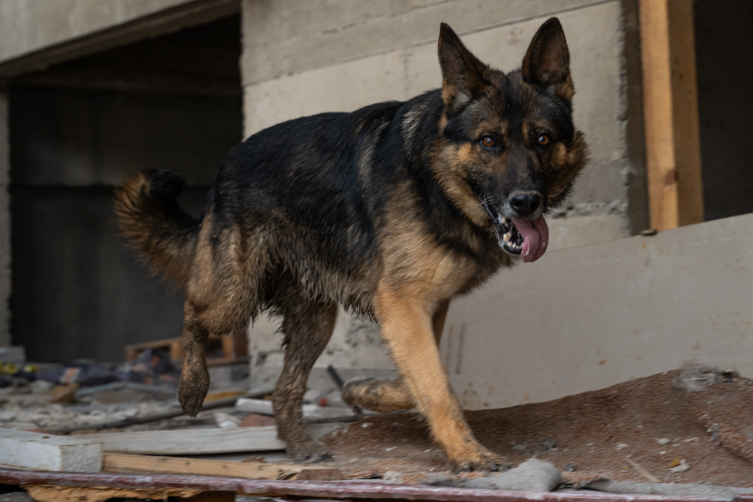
[{"xmin": 318, "ymin": 368, "xmax": 753, "ymax": 487}]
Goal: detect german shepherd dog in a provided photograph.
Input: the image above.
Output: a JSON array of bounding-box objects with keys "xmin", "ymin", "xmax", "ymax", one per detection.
[{"xmin": 115, "ymin": 19, "xmax": 587, "ymax": 471}]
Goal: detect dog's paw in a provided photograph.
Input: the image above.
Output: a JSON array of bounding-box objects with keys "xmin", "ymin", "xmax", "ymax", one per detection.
[
  {"xmin": 286, "ymin": 439, "xmax": 333, "ymax": 463},
  {"xmin": 178, "ymin": 370, "xmax": 209, "ymax": 417},
  {"xmin": 341, "ymin": 377, "xmax": 413, "ymax": 413},
  {"xmin": 449, "ymin": 449, "xmax": 508, "ymax": 473},
  {"xmin": 341, "ymin": 376, "xmax": 376, "ymax": 407}
]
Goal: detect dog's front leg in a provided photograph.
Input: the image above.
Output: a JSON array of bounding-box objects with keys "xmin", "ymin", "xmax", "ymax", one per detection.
[{"xmin": 374, "ymin": 288, "xmax": 503, "ymax": 472}]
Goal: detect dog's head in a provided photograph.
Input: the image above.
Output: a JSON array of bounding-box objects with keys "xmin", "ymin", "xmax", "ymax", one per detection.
[{"xmin": 432, "ymin": 19, "xmax": 588, "ymax": 262}]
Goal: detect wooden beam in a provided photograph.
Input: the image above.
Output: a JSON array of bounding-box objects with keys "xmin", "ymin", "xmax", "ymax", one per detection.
[
  {"xmin": 0, "ymin": 0, "xmax": 240, "ymax": 80},
  {"xmin": 24, "ymin": 485, "xmax": 215, "ymax": 502},
  {"xmin": 102, "ymin": 453, "xmax": 343, "ymax": 481},
  {"xmin": 639, "ymin": 0, "xmax": 704, "ymax": 230}
]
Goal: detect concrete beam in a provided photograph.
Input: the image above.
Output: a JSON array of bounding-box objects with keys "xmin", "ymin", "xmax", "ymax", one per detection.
[
  {"xmin": 241, "ymin": 0, "xmax": 610, "ymax": 86},
  {"xmin": 0, "ymin": 0, "xmax": 240, "ymax": 79},
  {"xmin": 445, "ymin": 212, "xmax": 753, "ymax": 409},
  {"xmin": 0, "ymin": 428, "xmax": 102, "ymax": 472}
]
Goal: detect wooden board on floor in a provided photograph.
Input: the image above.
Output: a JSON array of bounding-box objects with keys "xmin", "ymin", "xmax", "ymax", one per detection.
[
  {"xmin": 74, "ymin": 424, "xmax": 342, "ymax": 455},
  {"xmin": 24, "ymin": 485, "xmax": 222, "ymax": 502},
  {"xmin": 103, "ymin": 453, "xmax": 343, "ymax": 480}
]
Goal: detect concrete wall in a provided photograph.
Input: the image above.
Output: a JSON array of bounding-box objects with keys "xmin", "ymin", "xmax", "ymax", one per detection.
[
  {"xmin": 240, "ymin": 0, "xmax": 639, "ymax": 385},
  {"xmin": 447, "ymin": 212, "xmax": 753, "ymax": 408},
  {"xmin": 0, "ymin": 93, "xmax": 10, "ymax": 347}
]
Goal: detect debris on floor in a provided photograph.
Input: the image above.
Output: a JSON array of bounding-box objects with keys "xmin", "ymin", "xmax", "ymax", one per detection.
[
  {"xmin": 1, "ymin": 359, "xmax": 753, "ymax": 502},
  {"xmin": 317, "ymin": 361, "xmax": 753, "ymax": 489}
]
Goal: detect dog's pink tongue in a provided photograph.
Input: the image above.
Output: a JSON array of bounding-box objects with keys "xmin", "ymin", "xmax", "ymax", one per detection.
[{"xmin": 512, "ymin": 216, "xmax": 549, "ymax": 262}]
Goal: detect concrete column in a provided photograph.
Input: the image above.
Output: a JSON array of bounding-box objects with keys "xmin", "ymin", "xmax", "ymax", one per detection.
[{"xmin": 0, "ymin": 91, "xmax": 10, "ymax": 346}]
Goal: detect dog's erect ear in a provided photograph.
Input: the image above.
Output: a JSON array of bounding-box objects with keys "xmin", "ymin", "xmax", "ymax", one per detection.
[
  {"xmin": 522, "ymin": 18, "xmax": 573, "ymax": 102},
  {"xmin": 438, "ymin": 23, "xmax": 489, "ymax": 115}
]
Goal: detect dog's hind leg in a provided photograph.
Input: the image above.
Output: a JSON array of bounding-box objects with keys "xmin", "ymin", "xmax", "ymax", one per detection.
[
  {"xmin": 178, "ymin": 301, "xmax": 212, "ymax": 416},
  {"xmin": 342, "ymin": 299, "xmax": 450, "ymax": 413},
  {"xmin": 273, "ymin": 292, "xmax": 337, "ymax": 463},
  {"xmin": 179, "ymin": 225, "xmax": 265, "ymax": 416}
]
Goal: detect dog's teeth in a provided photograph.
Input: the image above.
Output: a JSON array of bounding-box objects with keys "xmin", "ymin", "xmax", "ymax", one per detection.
[
  {"xmin": 502, "ymin": 217, "xmax": 509, "ymax": 224},
  {"xmin": 503, "ymin": 233, "xmax": 510, "ymax": 243}
]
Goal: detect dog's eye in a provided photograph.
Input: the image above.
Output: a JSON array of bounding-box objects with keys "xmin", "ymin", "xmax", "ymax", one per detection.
[
  {"xmin": 480, "ymin": 136, "xmax": 496, "ymax": 149},
  {"xmin": 537, "ymin": 134, "xmax": 551, "ymax": 146}
]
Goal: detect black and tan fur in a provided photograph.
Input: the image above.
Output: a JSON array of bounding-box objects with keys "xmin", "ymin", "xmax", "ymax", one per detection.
[{"xmin": 114, "ymin": 19, "xmax": 587, "ymax": 471}]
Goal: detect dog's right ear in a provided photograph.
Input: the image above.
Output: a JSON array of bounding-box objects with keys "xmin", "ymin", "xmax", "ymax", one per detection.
[{"xmin": 438, "ymin": 23, "xmax": 489, "ymax": 116}]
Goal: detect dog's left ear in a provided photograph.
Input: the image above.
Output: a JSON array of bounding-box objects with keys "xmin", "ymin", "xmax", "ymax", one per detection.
[
  {"xmin": 438, "ymin": 23, "xmax": 489, "ymax": 116},
  {"xmin": 522, "ymin": 18, "xmax": 574, "ymax": 103}
]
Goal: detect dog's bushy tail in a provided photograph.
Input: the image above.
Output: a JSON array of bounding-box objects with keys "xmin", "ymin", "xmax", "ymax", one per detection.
[{"xmin": 113, "ymin": 169, "xmax": 200, "ymax": 287}]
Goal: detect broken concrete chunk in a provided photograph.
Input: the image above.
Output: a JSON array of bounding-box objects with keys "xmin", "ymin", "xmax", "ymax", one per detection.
[
  {"xmin": 0, "ymin": 346, "xmax": 26, "ymax": 364},
  {"xmin": 425, "ymin": 458, "xmax": 561, "ymax": 492},
  {"xmin": 672, "ymin": 360, "xmax": 723, "ymax": 392},
  {"xmin": 0, "ymin": 427, "xmax": 102, "ymax": 472}
]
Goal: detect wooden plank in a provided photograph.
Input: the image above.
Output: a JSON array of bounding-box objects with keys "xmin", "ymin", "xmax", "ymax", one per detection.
[
  {"xmin": 102, "ymin": 453, "xmax": 343, "ymax": 481},
  {"xmin": 666, "ymin": 0, "xmax": 704, "ymax": 227},
  {"xmin": 74, "ymin": 424, "xmax": 342, "ymax": 455},
  {"xmin": 126, "ymin": 334, "xmax": 246, "ymax": 364},
  {"xmin": 24, "ymin": 485, "xmax": 212, "ymax": 502},
  {"xmin": 639, "ymin": 0, "xmax": 704, "ymax": 231},
  {"xmin": 125, "ymin": 337, "xmax": 182, "ymax": 362},
  {"xmin": 0, "ymin": 428, "xmax": 102, "ymax": 472}
]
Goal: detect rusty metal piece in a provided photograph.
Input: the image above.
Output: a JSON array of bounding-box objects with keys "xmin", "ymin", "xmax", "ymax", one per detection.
[{"xmin": 0, "ymin": 467, "xmax": 748, "ymax": 502}]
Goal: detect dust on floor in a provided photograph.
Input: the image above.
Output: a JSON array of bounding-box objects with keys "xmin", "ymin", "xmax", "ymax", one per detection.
[{"xmin": 319, "ymin": 368, "xmax": 753, "ymax": 487}]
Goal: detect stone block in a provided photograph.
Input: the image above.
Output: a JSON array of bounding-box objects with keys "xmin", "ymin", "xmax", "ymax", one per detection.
[{"xmin": 0, "ymin": 428, "xmax": 102, "ymax": 472}]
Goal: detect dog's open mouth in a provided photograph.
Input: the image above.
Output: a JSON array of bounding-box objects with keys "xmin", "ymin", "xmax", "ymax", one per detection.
[{"xmin": 492, "ymin": 215, "xmax": 549, "ymax": 263}]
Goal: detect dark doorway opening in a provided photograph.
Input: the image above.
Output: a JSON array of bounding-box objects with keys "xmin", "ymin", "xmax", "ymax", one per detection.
[
  {"xmin": 9, "ymin": 16, "xmax": 242, "ymax": 362},
  {"xmin": 695, "ymin": 1, "xmax": 753, "ymax": 221}
]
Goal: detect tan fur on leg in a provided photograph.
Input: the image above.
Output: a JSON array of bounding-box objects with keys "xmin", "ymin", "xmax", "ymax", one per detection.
[
  {"xmin": 375, "ymin": 287, "xmax": 502, "ymax": 472},
  {"xmin": 342, "ymin": 299, "xmax": 451, "ymax": 413}
]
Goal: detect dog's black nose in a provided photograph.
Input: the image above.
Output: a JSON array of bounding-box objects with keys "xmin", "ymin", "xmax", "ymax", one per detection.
[{"xmin": 509, "ymin": 191, "xmax": 542, "ymax": 217}]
